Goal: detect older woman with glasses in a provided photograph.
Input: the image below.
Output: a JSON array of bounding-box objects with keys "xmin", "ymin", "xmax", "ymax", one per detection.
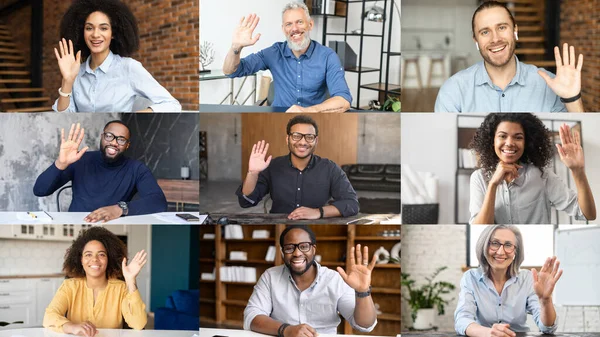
[{"xmin": 455, "ymin": 225, "xmax": 562, "ymax": 337}]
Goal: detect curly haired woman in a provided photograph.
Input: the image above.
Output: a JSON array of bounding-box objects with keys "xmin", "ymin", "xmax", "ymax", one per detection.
[
  {"xmin": 469, "ymin": 113, "xmax": 595, "ymax": 224},
  {"xmin": 52, "ymin": 0, "xmax": 181, "ymax": 112},
  {"xmin": 43, "ymin": 227, "xmax": 147, "ymax": 336}
]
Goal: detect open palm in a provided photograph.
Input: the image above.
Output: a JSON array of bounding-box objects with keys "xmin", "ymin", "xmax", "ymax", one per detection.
[
  {"xmin": 233, "ymin": 14, "xmax": 261, "ymax": 48},
  {"xmin": 538, "ymin": 43, "xmax": 582, "ymax": 99},
  {"xmin": 556, "ymin": 123, "xmax": 584, "ymax": 170},
  {"xmin": 122, "ymin": 250, "xmax": 148, "ymax": 280},
  {"xmin": 57, "ymin": 123, "xmax": 88, "ymax": 169},
  {"xmin": 532, "ymin": 256, "xmax": 563, "ymax": 300},
  {"xmin": 248, "ymin": 140, "xmax": 272, "ymax": 173},
  {"xmin": 54, "ymin": 38, "xmax": 81, "ymax": 83},
  {"xmin": 337, "ymin": 244, "xmax": 377, "ymax": 292}
]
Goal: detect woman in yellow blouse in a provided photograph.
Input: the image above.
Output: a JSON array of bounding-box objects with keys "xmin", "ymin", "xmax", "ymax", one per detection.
[{"xmin": 43, "ymin": 227, "xmax": 147, "ymax": 336}]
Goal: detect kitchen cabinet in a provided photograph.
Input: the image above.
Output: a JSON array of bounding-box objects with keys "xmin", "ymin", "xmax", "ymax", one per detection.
[{"xmin": 0, "ymin": 277, "xmax": 63, "ymax": 327}]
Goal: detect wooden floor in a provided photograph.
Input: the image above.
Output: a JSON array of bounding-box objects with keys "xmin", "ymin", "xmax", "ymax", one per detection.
[{"xmin": 401, "ymin": 88, "xmax": 439, "ymax": 112}]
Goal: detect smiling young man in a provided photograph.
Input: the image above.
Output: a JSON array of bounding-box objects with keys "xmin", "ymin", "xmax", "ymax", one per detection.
[
  {"xmin": 33, "ymin": 121, "xmax": 167, "ymax": 222},
  {"xmin": 435, "ymin": 1, "xmax": 584, "ymax": 112},
  {"xmin": 223, "ymin": 2, "xmax": 352, "ymax": 112},
  {"xmin": 244, "ymin": 226, "xmax": 377, "ymax": 336},
  {"xmin": 235, "ymin": 115, "xmax": 359, "ymax": 220}
]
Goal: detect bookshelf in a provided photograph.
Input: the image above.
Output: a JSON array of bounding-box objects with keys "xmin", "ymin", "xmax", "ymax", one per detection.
[{"xmin": 199, "ymin": 225, "xmax": 400, "ymax": 335}]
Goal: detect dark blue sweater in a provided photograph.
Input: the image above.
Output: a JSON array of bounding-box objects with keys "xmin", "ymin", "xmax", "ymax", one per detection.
[{"xmin": 33, "ymin": 151, "xmax": 167, "ymax": 215}]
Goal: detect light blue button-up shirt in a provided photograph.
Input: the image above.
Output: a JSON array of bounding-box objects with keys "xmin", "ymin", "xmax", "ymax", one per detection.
[
  {"xmin": 243, "ymin": 262, "xmax": 376, "ymax": 334},
  {"xmin": 469, "ymin": 163, "xmax": 585, "ymax": 224},
  {"xmin": 455, "ymin": 268, "xmax": 558, "ymax": 335},
  {"xmin": 435, "ymin": 56, "xmax": 566, "ymax": 112},
  {"xmin": 53, "ymin": 51, "xmax": 181, "ymax": 112},
  {"xmin": 228, "ymin": 40, "xmax": 352, "ymax": 107}
]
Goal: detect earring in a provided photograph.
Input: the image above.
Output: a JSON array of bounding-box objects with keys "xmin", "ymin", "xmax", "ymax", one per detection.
[
  {"xmin": 475, "ymin": 42, "xmax": 479, "ymax": 51},
  {"xmin": 514, "ymin": 32, "xmax": 518, "ymax": 41}
]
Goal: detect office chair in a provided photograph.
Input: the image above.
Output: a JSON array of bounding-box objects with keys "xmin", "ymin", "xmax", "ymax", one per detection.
[{"xmin": 56, "ymin": 185, "xmax": 72, "ymax": 212}]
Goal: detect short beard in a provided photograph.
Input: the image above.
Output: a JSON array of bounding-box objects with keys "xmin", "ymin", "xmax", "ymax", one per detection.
[
  {"xmin": 285, "ymin": 257, "xmax": 315, "ymax": 276},
  {"xmin": 286, "ymin": 32, "xmax": 311, "ymax": 52},
  {"xmin": 100, "ymin": 144, "xmax": 122, "ymax": 163},
  {"xmin": 288, "ymin": 142, "xmax": 314, "ymax": 160},
  {"xmin": 479, "ymin": 40, "xmax": 516, "ymax": 68}
]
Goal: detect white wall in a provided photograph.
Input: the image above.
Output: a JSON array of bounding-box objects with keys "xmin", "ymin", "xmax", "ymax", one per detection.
[
  {"xmin": 402, "ymin": 113, "xmax": 600, "ymax": 224},
  {"xmin": 200, "ymin": 0, "xmax": 400, "ymax": 108},
  {"xmin": 0, "ymin": 239, "xmax": 70, "ymax": 276}
]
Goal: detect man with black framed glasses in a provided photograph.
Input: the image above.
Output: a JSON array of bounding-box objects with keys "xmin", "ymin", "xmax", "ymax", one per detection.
[
  {"xmin": 236, "ymin": 115, "xmax": 359, "ymax": 220},
  {"xmin": 244, "ymin": 225, "xmax": 377, "ymax": 336},
  {"xmin": 33, "ymin": 120, "xmax": 167, "ymax": 222}
]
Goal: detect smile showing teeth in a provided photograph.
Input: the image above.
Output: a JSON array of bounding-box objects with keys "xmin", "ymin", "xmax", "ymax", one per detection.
[
  {"xmin": 106, "ymin": 147, "xmax": 117, "ymax": 155},
  {"xmin": 490, "ymin": 45, "xmax": 506, "ymax": 53},
  {"xmin": 291, "ymin": 260, "xmax": 305, "ymax": 265},
  {"xmin": 90, "ymin": 265, "xmax": 100, "ymax": 269},
  {"xmin": 502, "ymin": 149, "xmax": 516, "ymax": 154}
]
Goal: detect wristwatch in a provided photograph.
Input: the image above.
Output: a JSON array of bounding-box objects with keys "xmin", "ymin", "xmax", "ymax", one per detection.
[
  {"xmin": 117, "ymin": 201, "xmax": 129, "ymax": 216},
  {"xmin": 319, "ymin": 207, "xmax": 324, "ymax": 219},
  {"xmin": 355, "ymin": 286, "xmax": 372, "ymax": 298}
]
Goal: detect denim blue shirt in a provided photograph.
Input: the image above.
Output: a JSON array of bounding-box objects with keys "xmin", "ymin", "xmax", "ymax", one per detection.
[
  {"xmin": 53, "ymin": 51, "xmax": 181, "ymax": 112},
  {"xmin": 454, "ymin": 268, "xmax": 558, "ymax": 335},
  {"xmin": 435, "ymin": 56, "xmax": 566, "ymax": 112},
  {"xmin": 228, "ymin": 40, "xmax": 352, "ymax": 107}
]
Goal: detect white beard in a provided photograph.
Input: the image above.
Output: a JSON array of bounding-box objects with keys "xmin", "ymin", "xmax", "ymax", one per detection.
[{"xmin": 287, "ymin": 32, "xmax": 311, "ymax": 51}]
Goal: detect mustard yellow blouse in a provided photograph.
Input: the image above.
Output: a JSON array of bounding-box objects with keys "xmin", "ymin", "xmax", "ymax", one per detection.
[{"xmin": 43, "ymin": 278, "xmax": 147, "ymax": 331}]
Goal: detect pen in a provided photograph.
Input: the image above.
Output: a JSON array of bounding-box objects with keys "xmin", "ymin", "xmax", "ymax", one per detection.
[
  {"xmin": 43, "ymin": 211, "xmax": 54, "ymax": 220},
  {"xmin": 27, "ymin": 211, "xmax": 37, "ymax": 219}
]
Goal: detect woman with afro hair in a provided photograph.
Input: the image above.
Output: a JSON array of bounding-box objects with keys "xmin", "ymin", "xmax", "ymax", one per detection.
[
  {"xmin": 52, "ymin": 0, "xmax": 181, "ymax": 112},
  {"xmin": 43, "ymin": 227, "xmax": 148, "ymax": 335},
  {"xmin": 469, "ymin": 113, "xmax": 596, "ymax": 224}
]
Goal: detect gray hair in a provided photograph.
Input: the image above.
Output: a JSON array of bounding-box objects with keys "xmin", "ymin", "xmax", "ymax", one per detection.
[
  {"xmin": 282, "ymin": 1, "xmax": 311, "ymax": 21},
  {"xmin": 476, "ymin": 225, "xmax": 524, "ymax": 278}
]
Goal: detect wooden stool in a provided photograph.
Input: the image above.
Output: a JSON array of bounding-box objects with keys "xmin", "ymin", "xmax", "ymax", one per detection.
[
  {"xmin": 427, "ymin": 55, "xmax": 446, "ymax": 88},
  {"xmin": 402, "ymin": 56, "xmax": 423, "ymax": 89}
]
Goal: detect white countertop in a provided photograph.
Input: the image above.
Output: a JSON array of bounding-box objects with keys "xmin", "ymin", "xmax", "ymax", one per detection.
[
  {"xmin": 0, "ymin": 328, "xmax": 198, "ymax": 337},
  {"xmin": 199, "ymin": 328, "xmax": 395, "ymax": 337},
  {"xmin": 0, "ymin": 212, "xmax": 202, "ymax": 225}
]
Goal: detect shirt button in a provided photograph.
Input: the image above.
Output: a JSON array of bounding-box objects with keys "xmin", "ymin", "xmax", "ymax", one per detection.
[
  {"xmin": 297, "ymin": 89, "xmax": 300, "ymax": 92},
  {"xmin": 297, "ymin": 204, "xmax": 300, "ymax": 207},
  {"xmin": 498, "ymin": 303, "xmax": 501, "ymax": 306},
  {"xmin": 298, "ymin": 188, "xmax": 300, "ymax": 190},
  {"xmin": 297, "ymin": 102, "xmax": 300, "ymax": 104},
  {"xmin": 502, "ymin": 94, "xmax": 505, "ymax": 97},
  {"xmin": 298, "ymin": 75, "xmax": 300, "ymax": 77},
  {"xmin": 300, "ymin": 172, "xmax": 302, "ymax": 175}
]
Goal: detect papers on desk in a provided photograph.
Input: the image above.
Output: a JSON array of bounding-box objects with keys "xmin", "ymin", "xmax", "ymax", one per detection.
[
  {"xmin": 219, "ymin": 266, "xmax": 256, "ymax": 283},
  {"xmin": 16, "ymin": 212, "xmax": 53, "ymax": 223},
  {"xmin": 152, "ymin": 213, "xmax": 207, "ymax": 224}
]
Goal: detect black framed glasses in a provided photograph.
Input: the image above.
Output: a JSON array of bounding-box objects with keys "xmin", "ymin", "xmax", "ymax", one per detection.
[
  {"xmin": 282, "ymin": 242, "xmax": 313, "ymax": 254},
  {"xmin": 289, "ymin": 132, "xmax": 316, "ymax": 143},
  {"xmin": 489, "ymin": 240, "xmax": 516, "ymax": 253},
  {"xmin": 102, "ymin": 132, "xmax": 129, "ymax": 146}
]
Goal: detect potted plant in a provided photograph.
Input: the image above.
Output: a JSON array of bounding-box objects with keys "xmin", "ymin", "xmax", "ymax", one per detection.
[
  {"xmin": 382, "ymin": 95, "xmax": 401, "ymax": 112},
  {"xmin": 401, "ymin": 266, "xmax": 456, "ymax": 330}
]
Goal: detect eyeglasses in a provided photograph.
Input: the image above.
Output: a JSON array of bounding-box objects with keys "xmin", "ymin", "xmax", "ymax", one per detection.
[
  {"xmin": 282, "ymin": 242, "xmax": 313, "ymax": 254},
  {"xmin": 289, "ymin": 132, "xmax": 317, "ymax": 143},
  {"xmin": 102, "ymin": 132, "xmax": 129, "ymax": 146},
  {"xmin": 489, "ymin": 240, "xmax": 516, "ymax": 253}
]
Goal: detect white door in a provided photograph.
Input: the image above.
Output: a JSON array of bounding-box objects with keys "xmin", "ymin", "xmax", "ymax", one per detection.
[{"xmin": 127, "ymin": 225, "xmax": 151, "ymax": 310}]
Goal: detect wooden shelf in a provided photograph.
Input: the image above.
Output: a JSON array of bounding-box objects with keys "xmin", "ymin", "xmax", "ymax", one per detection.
[
  {"xmin": 360, "ymin": 83, "xmax": 401, "ymax": 93},
  {"xmin": 199, "ymin": 258, "xmax": 214, "ymax": 263},
  {"xmin": 224, "ymin": 238, "xmax": 274, "ymax": 242},
  {"xmin": 222, "ymin": 320, "xmax": 243, "ymax": 329},
  {"xmin": 320, "ymin": 261, "xmax": 345, "ymax": 267},
  {"xmin": 200, "ymin": 238, "xmax": 216, "ymax": 242},
  {"xmin": 318, "ymin": 236, "xmax": 347, "ymax": 241},
  {"xmin": 200, "ymin": 316, "xmax": 216, "ymax": 324},
  {"xmin": 378, "ymin": 313, "xmax": 401, "ymax": 322},
  {"xmin": 223, "ymin": 259, "xmax": 274, "ymax": 265},
  {"xmin": 200, "ymin": 297, "xmax": 216, "ymax": 304},
  {"xmin": 374, "ymin": 264, "xmax": 401, "ymax": 269},
  {"xmin": 372, "ymin": 287, "xmax": 401, "ymax": 295},
  {"xmin": 355, "ymin": 236, "xmax": 401, "ymax": 240},
  {"xmin": 221, "ymin": 281, "xmax": 255, "ymax": 285},
  {"xmin": 199, "ymin": 279, "xmax": 215, "ymax": 283},
  {"xmin": 222, "ymin": 299, "xmax": 247, "ymax": 307},
  {"xmin": 345, "ymin": 66, "xmax": 380, "ymax": 73}
]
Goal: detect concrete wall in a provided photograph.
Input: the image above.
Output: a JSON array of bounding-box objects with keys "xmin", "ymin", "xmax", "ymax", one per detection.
[{"xmin": 357, "ymin": 113, "xmax": 401, "ymax": 164}]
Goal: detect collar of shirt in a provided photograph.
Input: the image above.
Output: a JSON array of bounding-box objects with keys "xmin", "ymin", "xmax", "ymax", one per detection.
[
  {"xmin": 282, "ymin": 39, "xmax": 317, "ymax": 60},
  {"xmin": 475, "ymin": 55, "xmax": 526, "ymax": 90},
  {"xmin": 283, "ymin": 260, "xmax": 322, "ymax": 291},
  {"xmin": 287, "ymin": 152, "xmax": 317, "ymax": 170},
  {"xmin": 84, "ymin": 50, "xmax": 116, "ymax": 75},
  {"xmin": 476, "ymin": 267, "xmax": 519, "ymax": 295}
]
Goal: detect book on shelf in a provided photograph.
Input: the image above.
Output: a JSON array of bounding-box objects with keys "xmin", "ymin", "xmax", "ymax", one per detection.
[
  {"xmin": 265, "ymin": 246, "xmax": 276, "ymax": 262},
  {"xmin": 219, "ymin": 266, "xmax": 257, "ymax": 283},
  {"xmin": 224, "ymin": 225, "xmax": 244, "ymax": 239}
]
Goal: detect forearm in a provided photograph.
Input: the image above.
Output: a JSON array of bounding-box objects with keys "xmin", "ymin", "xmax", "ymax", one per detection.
[
  {"xmin": 472, "ymin": 183, "xmax": 498, "ymax": 224},
  {"xmin": 465, "ymin": 322, "xmax": 490, "ymax": 337},
  {"xmin": 223, "ymin": 45, "xmax": 243, "ymax": 75},
  {"xmin": 250, "ymin": 314, "xmax": 284, "ymax": 336},
  {"xmin": 242, "ymin": 171, "xmax": 260, "ymax": 195},
  {"xmin": 353, "ymin": 295, "xmax": 377, "ymax": 328},
  {"xmin": 571, "ymin": 168, "xmax": 596, "ymax": 220},
  {"xmin": 306, "ymin": 96, "xmax": 350, "ymax": 112},
  {"xmin": 33, "ymin": 162, "xmax": 70, "ymax": 197},
  {"xmin": 125, "ymin": 276, "xmax": 138, "ymax": 293},
  {"xmin": 57, "ymin": 79, "xmax": 73, "ymax": 112},
  {"xmin": 128, "ymin": 191, "xmax": 167, "ymax": 215},
  {"xmin": 323, "ymin": 205, "xmax": 341, "ymax": 218},
  {"xmin": 539, "ymin": 298, "xmax": 557, "ymax": 327},
  {"xmin": 565, "ymin": 98, "xmax": 584, "ymax": 112}
]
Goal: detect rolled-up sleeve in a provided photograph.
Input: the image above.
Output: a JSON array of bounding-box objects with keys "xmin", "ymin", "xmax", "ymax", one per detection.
[
  {"xmin": 228, "ymin": 49, "xmax": 269, "ymax": 78},
  {"xmin": 52, "ymin": 94, "xmax": 77, "ymax": 112},
  {"xmin": 336, "ymin": 283, "xmax": 376, "ymax": 332},
  {"xmin": 243, "ymin": 271, "xmax": 273, "ymax": 330},
  {"xmin": 129, "ymin": 60, "xmax": 181, "ymax": 112},
  {"xmin": 545, "ymin": 170, "xmax": 587, "ymax": 221},
  {"xmin": 469, "ymin": 170, "xmax": 487, "ymax": 224},
  {"xmin": 324, "ymin": 51, "xmax": 352, "ymax": 105},
  {"xmin": 236, "ymin": 170, "xmax": 271, "ymax": 208},
  {"xmin": 454, "ymin": 273, "xmax": 478, "ymax": 335},
  {"xmin": 329, "ymin": 164, "xmax": 359, "ymax": 217},
  {"xmin": 525, "ymin": 278, "xmax": 558, "ymax": 334}
]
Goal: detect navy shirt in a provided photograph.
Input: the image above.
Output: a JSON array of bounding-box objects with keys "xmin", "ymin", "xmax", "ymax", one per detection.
[
  {"xmin": 33, "ymin": 151, "xmax": 167, "ymax": 215},
  {"xmin": 228, "ymin": 40, "xmax": 352, "ymax": 107},
  {"xmin": 236, "ymin": 154, "xmax": 359, "ymax": 217}
]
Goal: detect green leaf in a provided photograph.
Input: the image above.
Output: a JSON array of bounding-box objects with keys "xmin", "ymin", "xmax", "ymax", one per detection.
[{"xmin": 392, "ymin": 101, "xmax": 401, "ymax": 112}]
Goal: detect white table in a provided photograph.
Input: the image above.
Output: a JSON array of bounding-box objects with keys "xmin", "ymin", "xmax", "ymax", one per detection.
[
  {"xmin": 0, "ymin": 328, "xmax": 198, "ymax": 337},
  {"xmin": 199, "ymin": 328, "xmax": 397, "ymax": 337},
  {"xmin": 0, "ymin": 212, "xmax": 204, "ymax": 225}
]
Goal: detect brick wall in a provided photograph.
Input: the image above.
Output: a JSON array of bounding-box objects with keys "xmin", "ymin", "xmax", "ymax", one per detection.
[
  {"xmin": 560, "ymin": 0, "xmax": 598, "ymax": 111},
  {"xmin": 40, "ymin": 0, "xmax": 198, "ymax": 111}
]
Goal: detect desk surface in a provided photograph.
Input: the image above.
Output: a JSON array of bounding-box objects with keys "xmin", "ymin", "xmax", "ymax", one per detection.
[
  {"xmin": 200, "ymin": 328, "xmax": 396, "ymax": 337},
  {"xmin": 205, "ymin": 213, "xmax": 400, "ymax": 225},
  {"xmin": 199, "ymin": 104, "xmax": 376, "ymax": 113},
  {"xmin": 0, "ymin": 212, "xmax": 201, "ymax": 224},
  {"xmin": 402, "ymin": 332, "xmax": 600, "ymax": 337},
  {"xmin": 0, "ymin": 328, "xmax": 198, "ymax": 337}
]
